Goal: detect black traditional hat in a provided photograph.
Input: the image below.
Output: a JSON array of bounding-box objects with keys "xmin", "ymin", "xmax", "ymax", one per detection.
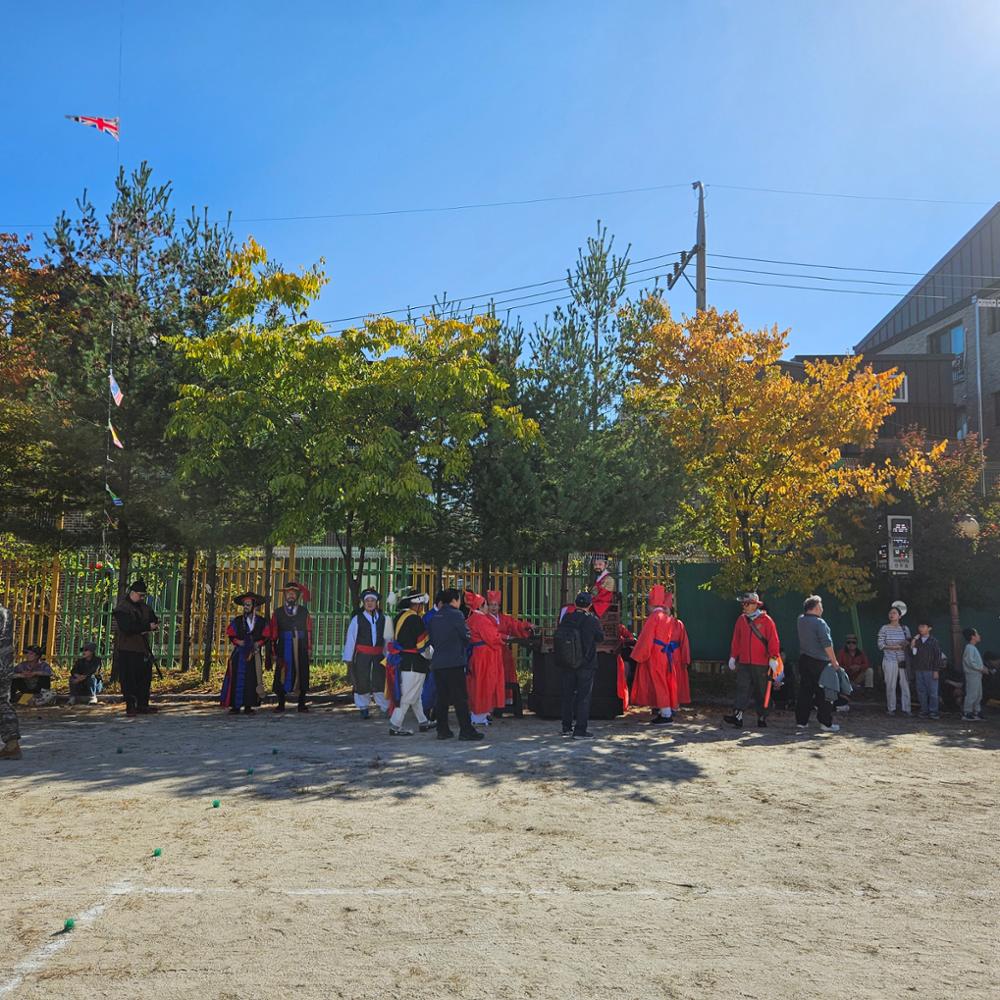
[
  {"xmin": 233, "ymin": 592, "xmax": 267, "ymax": 607},
  {"xmin": 282, "ymin": 581, "xmax": 311, "ymax": 601},
  {"xmin": 128, "ymin": 578, "xmax": 148, "ymax": 594},
  {"xmin": 396, "ymin": 587, "xmax": 430, "ymax": 608}
]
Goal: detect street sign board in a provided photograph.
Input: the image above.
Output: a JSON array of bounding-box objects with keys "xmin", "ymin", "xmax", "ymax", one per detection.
[{"xmin": 887, "ymin": 515, "xmax": 914, "ymax": 573}]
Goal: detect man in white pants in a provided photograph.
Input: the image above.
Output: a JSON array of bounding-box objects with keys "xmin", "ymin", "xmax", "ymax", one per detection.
[
  {"xmin": 387, "ymin": 589, "xmax": 433, "ymax": 735},
  {"xmin": 343, "ymin": 589, "xmax": 394, "ymax": 718},
  {"xmin": 877, "ymin": 602, "xmax": 911, "ymax": 716}
]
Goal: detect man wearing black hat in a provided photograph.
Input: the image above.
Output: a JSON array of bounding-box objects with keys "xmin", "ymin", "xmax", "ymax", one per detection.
[
  {"xmin": 222, "ymin": 593, "xmax": 269, "ymax": 715},
  {"xmin": 113, "ymin": 578, "xmax": 159, "ymax": 717},
  {"xmin": 68, "ymin": 642, "xmax": 103, "ymax": 705},
  {"xmin": 269, "ymin": 582, "xmax": 313, "ymax": 712},
  {"xmin": 343, "ymin": 587, "xmax": 394, "ymax": 719},
  {"xmin": 0, "ymin": 600, "xmax": 21, "ymax": 760},
  {"xmin": 387, "ymin": 588, "xmax": 432, "ymax": 735}
]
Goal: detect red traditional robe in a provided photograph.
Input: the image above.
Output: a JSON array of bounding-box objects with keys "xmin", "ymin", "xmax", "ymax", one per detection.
[
  {"xmin": 491, "ymin": 612, "xmax": 533, "ymax": 684},
  {"xmin": 591, "ymin": 570, "xmax": 615, "ymax": 618},
  {"xmin": 630, "ymin": 611, "xmax": 688, "ymax": 711},
  {"xmin": 671, "ymin": 616, "xmax": 692, "ymax": 705},
  {"xmin": 466, "ymin": 610, "xmax": 505, "ymax": 714}
]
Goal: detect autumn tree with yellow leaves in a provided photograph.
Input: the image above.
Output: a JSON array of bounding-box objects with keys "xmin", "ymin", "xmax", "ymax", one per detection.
[{"xmin": 625, "ymin": 304, "xmax": 905, "ymax": 600}]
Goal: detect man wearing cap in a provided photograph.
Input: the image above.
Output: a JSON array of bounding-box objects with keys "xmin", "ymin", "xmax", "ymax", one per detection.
[
  {"xmin": 10, "ymin": 645, "xmax": 54, "ymax": 705},
  {"xmin": 630, "ymin": 586, "xmax": 689, "ymax": 725},
  {"xmin": 222, "ymin": 592, "xmax": 268, "ymax": 715},
  {"xmin": 838, "ymin": 634, "xmax": 871, "ymax": 691},
  {"xmin": 385, "ymin": 588, "xmax": 432, "ymax": 735},
  {"xmin": 270, "ymin": 582, "xmax": 313, "ymax": 712},
  {"xmin": 113, "ymin": 578, "xmax": 159, "ymax": 717},
  {"xmin": 0, "ymin": 600, "xmax": 21, "ymax": 760},
  {"xmin": 343, "ymin": 587, "xmax": 393, "ymax": 719},
  {"xmin": 558, "ymin": 591, "xmax": 606, "ymax": 739},
  {"xmin": 589, "ymin": 555, "xmax": 617, "ymax": 619},
  {"xmin": 725, "ymin": 592, "xmax": 781, "ymax": 729},
  {"xmin": 68, "ymin": 642, "xmax": 103, "ymax": 705},
  {"xmin": 465, "ymin": 591, "xmax": 505, "ymax": 726},
  {"xmin": 484, "ymin": 589, "xmax": 534, "ymax": 717}
]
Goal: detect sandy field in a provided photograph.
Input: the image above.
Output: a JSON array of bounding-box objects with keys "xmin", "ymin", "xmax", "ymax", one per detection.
[{"xmin": 0, "ymin": 700, "xmax": 997, "ymax": 1000}]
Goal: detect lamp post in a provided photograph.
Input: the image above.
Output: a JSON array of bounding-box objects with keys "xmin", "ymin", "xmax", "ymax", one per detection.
[{"xmin": 949, "ymin": 515, "xmax": 980, "ymax": 667}]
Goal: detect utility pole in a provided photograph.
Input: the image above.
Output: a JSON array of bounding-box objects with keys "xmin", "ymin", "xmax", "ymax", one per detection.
[{"xmin": 693, "ymin": 181, "xmax": 706, "ymax": 312}]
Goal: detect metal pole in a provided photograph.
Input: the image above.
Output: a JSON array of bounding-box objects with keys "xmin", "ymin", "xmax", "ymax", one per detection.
[
  {"xmin": 693, "ymin": 181, "xmax": 706, "ymax": 312},
  {"xmin": 973, "ymin": 295, "xmax": 986, "ymax": 496}
]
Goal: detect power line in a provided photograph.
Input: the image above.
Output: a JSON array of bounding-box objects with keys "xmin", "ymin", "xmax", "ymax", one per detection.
[
  {"xmin": 706, "ymin": 263, "xmax": 920, "ymax": 289},
  {"xmin": 709, "ymin": 251, "xmax": 1000, "ymax": 282},
  {"xmin": 708, "ymin": 275, "xmax": 949, "ymax": 300},
  {"xmin": 708, "ymin": 183, "xmax": 994, "ymax": 208}
]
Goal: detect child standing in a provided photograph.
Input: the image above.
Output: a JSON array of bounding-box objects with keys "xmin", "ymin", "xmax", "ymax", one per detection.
[
  {"xmin": 961, "ymin": 628, "xmax": 987, "ymax": 721},
  {"xmin": 910, "ymin": 621, "xmax": 945, "ymax": 720}
]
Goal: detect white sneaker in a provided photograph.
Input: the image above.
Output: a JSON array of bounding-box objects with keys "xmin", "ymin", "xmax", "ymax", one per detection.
[
  {"xmin": 67, "ymin": 697, "xmax": 76, "ymax": 706},
  {"xmin": 88, "ymin": 695, "xmax": 98, "ymax": 705},
  {"xmin": 819, "ymin": 723, "xmax": 841, "ymax": 733}
]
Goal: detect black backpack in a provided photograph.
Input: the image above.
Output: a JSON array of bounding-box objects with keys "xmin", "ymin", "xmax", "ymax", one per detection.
[{"xmin": 554, "ymin": 615, "xmax": 584, "ymax": 669}]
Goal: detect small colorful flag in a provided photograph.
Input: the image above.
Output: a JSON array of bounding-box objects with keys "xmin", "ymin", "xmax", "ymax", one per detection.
[
  {"xmin": 109, "ymin": 372, "xmax": 124, "ymax": 406},
  {"xmin": 105, "ymin": 484, "xmax": 124, "ymax": 507},
  {"xmin": 108, "ymin": 421, "xmax": 124, "ymax": 450},
  {"xmin": 65, "ymin": 115, "xmax": 120, "ymax": 141}
]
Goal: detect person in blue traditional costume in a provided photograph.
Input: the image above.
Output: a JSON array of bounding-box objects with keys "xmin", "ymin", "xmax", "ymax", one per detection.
[
  {"xmin": 269, "ymin": 582, "xmax": 312, "ymax": 713},
  {"xmin": 221, "ymin": 592, "xmax": 268, "ymax": 715},
  {"xmin": 342, "ymin": 587, "xmax": 394, "ymax": 718}
]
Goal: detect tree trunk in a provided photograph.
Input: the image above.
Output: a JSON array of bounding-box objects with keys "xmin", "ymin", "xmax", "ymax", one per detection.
[
  {"xmin": 263, "ymin": 543, "xmax": 274, "ymax": 611},
  {"xmin": 948, "ymin": 577, "xmax": 963, "ymax": 670},
  {"xmin": 202, "ymin": 548, "xmax": 218, "ymax": 682},
  {"xmin": 560, "ymin": 552, "xmax": 569, "ymax": 608},
  {"xmin": 116, "ymin": 527, "xmax": 131, "ymax": 599},
  {"xmin": 180, "ymin": 549, "xmax": 195, "ymax": 672}
]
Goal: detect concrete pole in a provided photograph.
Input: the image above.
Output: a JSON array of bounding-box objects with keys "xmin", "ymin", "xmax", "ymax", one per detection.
[{"xmin": 693, "ymin": 181, "xmax": 707, "ymax": 312}]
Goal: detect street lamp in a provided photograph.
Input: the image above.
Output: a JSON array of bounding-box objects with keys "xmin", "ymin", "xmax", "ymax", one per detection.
[{"xmin": 949, "ymin": 515, "xmax": 980, "ymax": 668}]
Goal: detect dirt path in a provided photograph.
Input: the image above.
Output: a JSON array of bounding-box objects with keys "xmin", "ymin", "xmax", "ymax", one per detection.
[{"xmin": 1, "ymin": 704, "xmax": 997, "ymax": 999}]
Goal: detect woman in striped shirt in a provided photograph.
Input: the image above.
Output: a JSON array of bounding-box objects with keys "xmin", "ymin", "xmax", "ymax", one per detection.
[{"xmin": 877, "ymin": 605, "xmax": 912, "ymax": 715}]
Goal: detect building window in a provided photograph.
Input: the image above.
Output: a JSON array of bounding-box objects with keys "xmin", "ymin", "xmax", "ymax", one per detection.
[
  {"xmin": 957, "ymin": 408, "xmax": 968, "ymax": 440},
  {"xmin": 891, "ymin": 374, "xmax": 909, "ymax": 404},
  {"xmin": 928, "ymin": 323, "xmax": 965, "ymax": 355}
]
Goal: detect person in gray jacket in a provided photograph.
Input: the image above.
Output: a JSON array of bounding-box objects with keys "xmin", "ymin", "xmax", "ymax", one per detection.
[
  {"xmin": 795, "ymin": 595, "xmax": 840, "ymax": 733},
  {"xmin": 427, "ymin": 589, "xmax": 482, "ymax": 741}
]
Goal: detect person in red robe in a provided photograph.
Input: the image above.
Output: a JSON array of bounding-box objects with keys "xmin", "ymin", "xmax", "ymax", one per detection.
[
  {"xmin": 666, "ymin": 603, "xmax": 692, "ymax": 706},
  {"xmin": 589, "ymin": 554, "xmax": 616, "ymax": 619},
  {"xmin": 630, "ymin": 585, "xmax": 688, "ymax": 725},
  {"xmin": 464, "ymin": 591, "xmax": 505, "ymax": 726},
  {"xmin": 485, "ymin": 589, "xmax": 534, "ymax": 717}
]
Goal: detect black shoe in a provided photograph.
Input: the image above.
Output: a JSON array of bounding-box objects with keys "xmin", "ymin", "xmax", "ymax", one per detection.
[
  {"xmin": 650, "ymin": 714, "xmax": 672, "ymax": 725},
  {"xmin": 437, "ymin": 731, "xmax": 454, "ymax": 740},
  {"xmin": 228, "ymin": 708, "xmax": 241, "ymax": 715},
  {"xmin": 561, "ymin": 728, "xmax": 573, "ymax": 737},
  {"xmin": 274, "ymin": 703, "xmax": 285, "ymax": 713},
  {"xmin": 244, "ymin": 707, "xmax": 255, "ymax": 715},
  {"xmin": 419, "ymin": 722, "xmax": 434, "ymax": 732},
  {"xmin": 459, "ymin": 731, "xmax": 484, "ymax": 741},
  {"xmin": 723, "ymin": 713, "xmax": 744, "ymax": 729},
  {"xmin": 297, "ymin": 704, "xmax": 309, "ymax": 713},
  {"xmin": 573, "ymin": 731, "xmax": 596, "ymax": 740},
  {"xmin": 757, "ymin": 715, "xmax": 767, "ymax": 728}
]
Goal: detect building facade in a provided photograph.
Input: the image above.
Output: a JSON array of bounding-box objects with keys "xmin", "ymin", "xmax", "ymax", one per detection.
[{"xmin": 854, "ymin": 203, "xmax": 1000, "ymax": 461}]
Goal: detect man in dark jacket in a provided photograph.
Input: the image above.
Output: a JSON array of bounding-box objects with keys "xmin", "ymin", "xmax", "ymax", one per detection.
[
  {"xmin": 427, "ymin": 588, "xmax": 482, "ymax": 741},
  {"xmin": 113, "ymin": 578, "xmax": 159, "ymax": 717},
  {"xmin": 559, "ymin": 592, "xmax": 606, "ymax": 740},
  {"xmin": 0, "ymin": 600, "xmax": 21, "ymax": 760}
]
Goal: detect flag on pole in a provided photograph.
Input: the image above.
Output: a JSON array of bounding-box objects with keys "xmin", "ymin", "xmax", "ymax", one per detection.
[
  {"xmin": 65, "ymin": 115, "xmax": 120, "ymax": 141},
  {"xmin": 108, "ymin": 421, "xmax": 124, "ymax": 450},
  {"xmin": 105, "ymin": 484, "xmax": 124, "ymax": 507},
  {"xmin": 109, "ymin": 372, "xmax": 123, "ymax": 406}
]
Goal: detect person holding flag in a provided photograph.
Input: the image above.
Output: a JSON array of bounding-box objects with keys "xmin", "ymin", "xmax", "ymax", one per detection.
[
  {"xmin": 221, "ymin": 592, "xmax": 268, "ymax": 715},
  {"xmin": 269, "ymin": 582, "xmax": 313, "ymax": 713},
  {"xmin": 630, "ymin": 586, "xmax": 690, "ymax": 725},
  {"xmin": 385, "ymin": 588, "xmax": 433, "ymax": 735}
]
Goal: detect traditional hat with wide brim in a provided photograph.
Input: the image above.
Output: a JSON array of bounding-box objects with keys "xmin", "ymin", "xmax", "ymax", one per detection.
[
  {"xmin": 283, "ymin": 581, "xmax": 311, "ymax": 601},
  {"xmin": 233, "ymin": 592, "xmax": 267, "ymax": 607},
  {"xmin": 396, "ymin": 587, "xmax": 430, "ymax": 607}
]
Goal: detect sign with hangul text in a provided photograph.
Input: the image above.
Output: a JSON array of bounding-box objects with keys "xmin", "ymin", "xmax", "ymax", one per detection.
[{"xmin": 887, "ymin": 515, "xmax": 914, "ymax": 574}]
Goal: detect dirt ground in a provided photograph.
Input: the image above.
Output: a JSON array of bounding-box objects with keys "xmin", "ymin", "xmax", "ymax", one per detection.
[{"xmin": 1, "ymin": 700, "xmax": 997, "ymax": 1000}]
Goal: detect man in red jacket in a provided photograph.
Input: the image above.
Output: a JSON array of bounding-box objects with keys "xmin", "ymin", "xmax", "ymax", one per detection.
[{"xmin": 725, "ymin": 592, "xmax": 781, "ymax": 730}]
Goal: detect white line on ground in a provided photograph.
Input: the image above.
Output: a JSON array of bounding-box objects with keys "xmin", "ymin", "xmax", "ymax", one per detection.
[{"xmin": 0, "ymin": 880, "xmax": 132, "ymax": 998}]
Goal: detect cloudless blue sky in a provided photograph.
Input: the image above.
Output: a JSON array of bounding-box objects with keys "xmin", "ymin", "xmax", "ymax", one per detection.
[{"xmin": 3, "ymin": 1, "xmax": 1000, "ymax": 355}]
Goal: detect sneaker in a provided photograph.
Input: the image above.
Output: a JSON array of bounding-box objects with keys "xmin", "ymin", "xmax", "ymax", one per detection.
[
  {"xmin": 929, "ymin": 713, "xmax": 940, "ymax": 720},
  {"xmin": 561, "ymin": 729, "xmax": 573, "ymax": 737},
  {"xmin": 757, "ymin": 716, "xmax": 768, "ymax": 728},
  {"xmin": 418, "ymin": 722, "xmax": 434, "ymax": 732},
  {"xmin": 885, "ymin": 710, "xmax": 896, "ymax": 716},
  {"xmin": 918, "ymin": 712, "xmax": 929, "ymax": 719},
  {"xmin": 359, "ymin": 708, "xmax": 369, "ymax": 720},
  {"xmin": 88, "ymin": 695, "xmax": 98, "ymax": 705},
  {"xmin": 796, "ymin": 723, "xmax": 809, "ymax": 730},
  {"xmin": 836, "ymin": 704, "xmax": 850, "ymax": 714},
  {"xmin": 458, "ymin": 731, "xmax": 484, "ymax": 741},
  {"xmin": 67, "ymin": 696, "xmax": 76, "ymax": 706},
  {"xmin": 819, "ymin": 723, "xmax": 841, "ymax": 733},
  {"xmin": 573, "ymin": 731, "xmax": 596, "ymax": 740},
  {"xmin": 389, "ymin": 726, "xmax": 413, "ymax": 736},
  {"xmin": 723, "ymin": 713, "xmax": 744, "ymax": 729},
  {"xmin": 973, "ymin": 714, "xmax": 984, "ymax": 721},
  {"xmin": 962, "ymin": 714, "xmax": 975, "ymax": 721}
]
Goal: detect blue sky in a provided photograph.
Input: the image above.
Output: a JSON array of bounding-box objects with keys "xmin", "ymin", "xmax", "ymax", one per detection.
[{"xmin": 3, "ymin": 0, "xmax": 1000, "ymax": 356}]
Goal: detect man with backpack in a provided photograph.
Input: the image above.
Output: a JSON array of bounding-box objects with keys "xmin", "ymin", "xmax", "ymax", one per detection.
[
  {"xmin": 724, "ymin": 592, "xmax": 781, "ymax": 730},
  {"xmin": 555, "ymin": 591, "xmax": 605, "ymax": 740}
]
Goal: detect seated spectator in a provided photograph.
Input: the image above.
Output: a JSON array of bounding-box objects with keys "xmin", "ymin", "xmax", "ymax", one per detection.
[
  {"xmin": 838, "ymin": 635, "xmax": 871, "ymax": 690},
  {"xmin": 11, "ymin": 645, "xmax": 55, "ymax": 705},
  {"xmin": 68, "ymin": 642, "xmax": 103, "ymax": 705}
]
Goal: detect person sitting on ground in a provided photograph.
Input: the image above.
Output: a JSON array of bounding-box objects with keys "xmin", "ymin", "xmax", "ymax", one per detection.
[
  {"xmin": 838, "ymin": 635, "xmax": 871, "ymax": 691},
  {"xmin": 10, "ymin": 645, "xmax": 55, "ymax": 705},
  {"xmin": 68, "ymin": 642, "xmax": 103, "ymax": 705}
]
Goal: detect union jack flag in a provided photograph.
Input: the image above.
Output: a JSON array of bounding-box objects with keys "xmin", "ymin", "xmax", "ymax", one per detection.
[{"xmin": 65, "ymin": 115, "xmax": 120, "ymax": 141}]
